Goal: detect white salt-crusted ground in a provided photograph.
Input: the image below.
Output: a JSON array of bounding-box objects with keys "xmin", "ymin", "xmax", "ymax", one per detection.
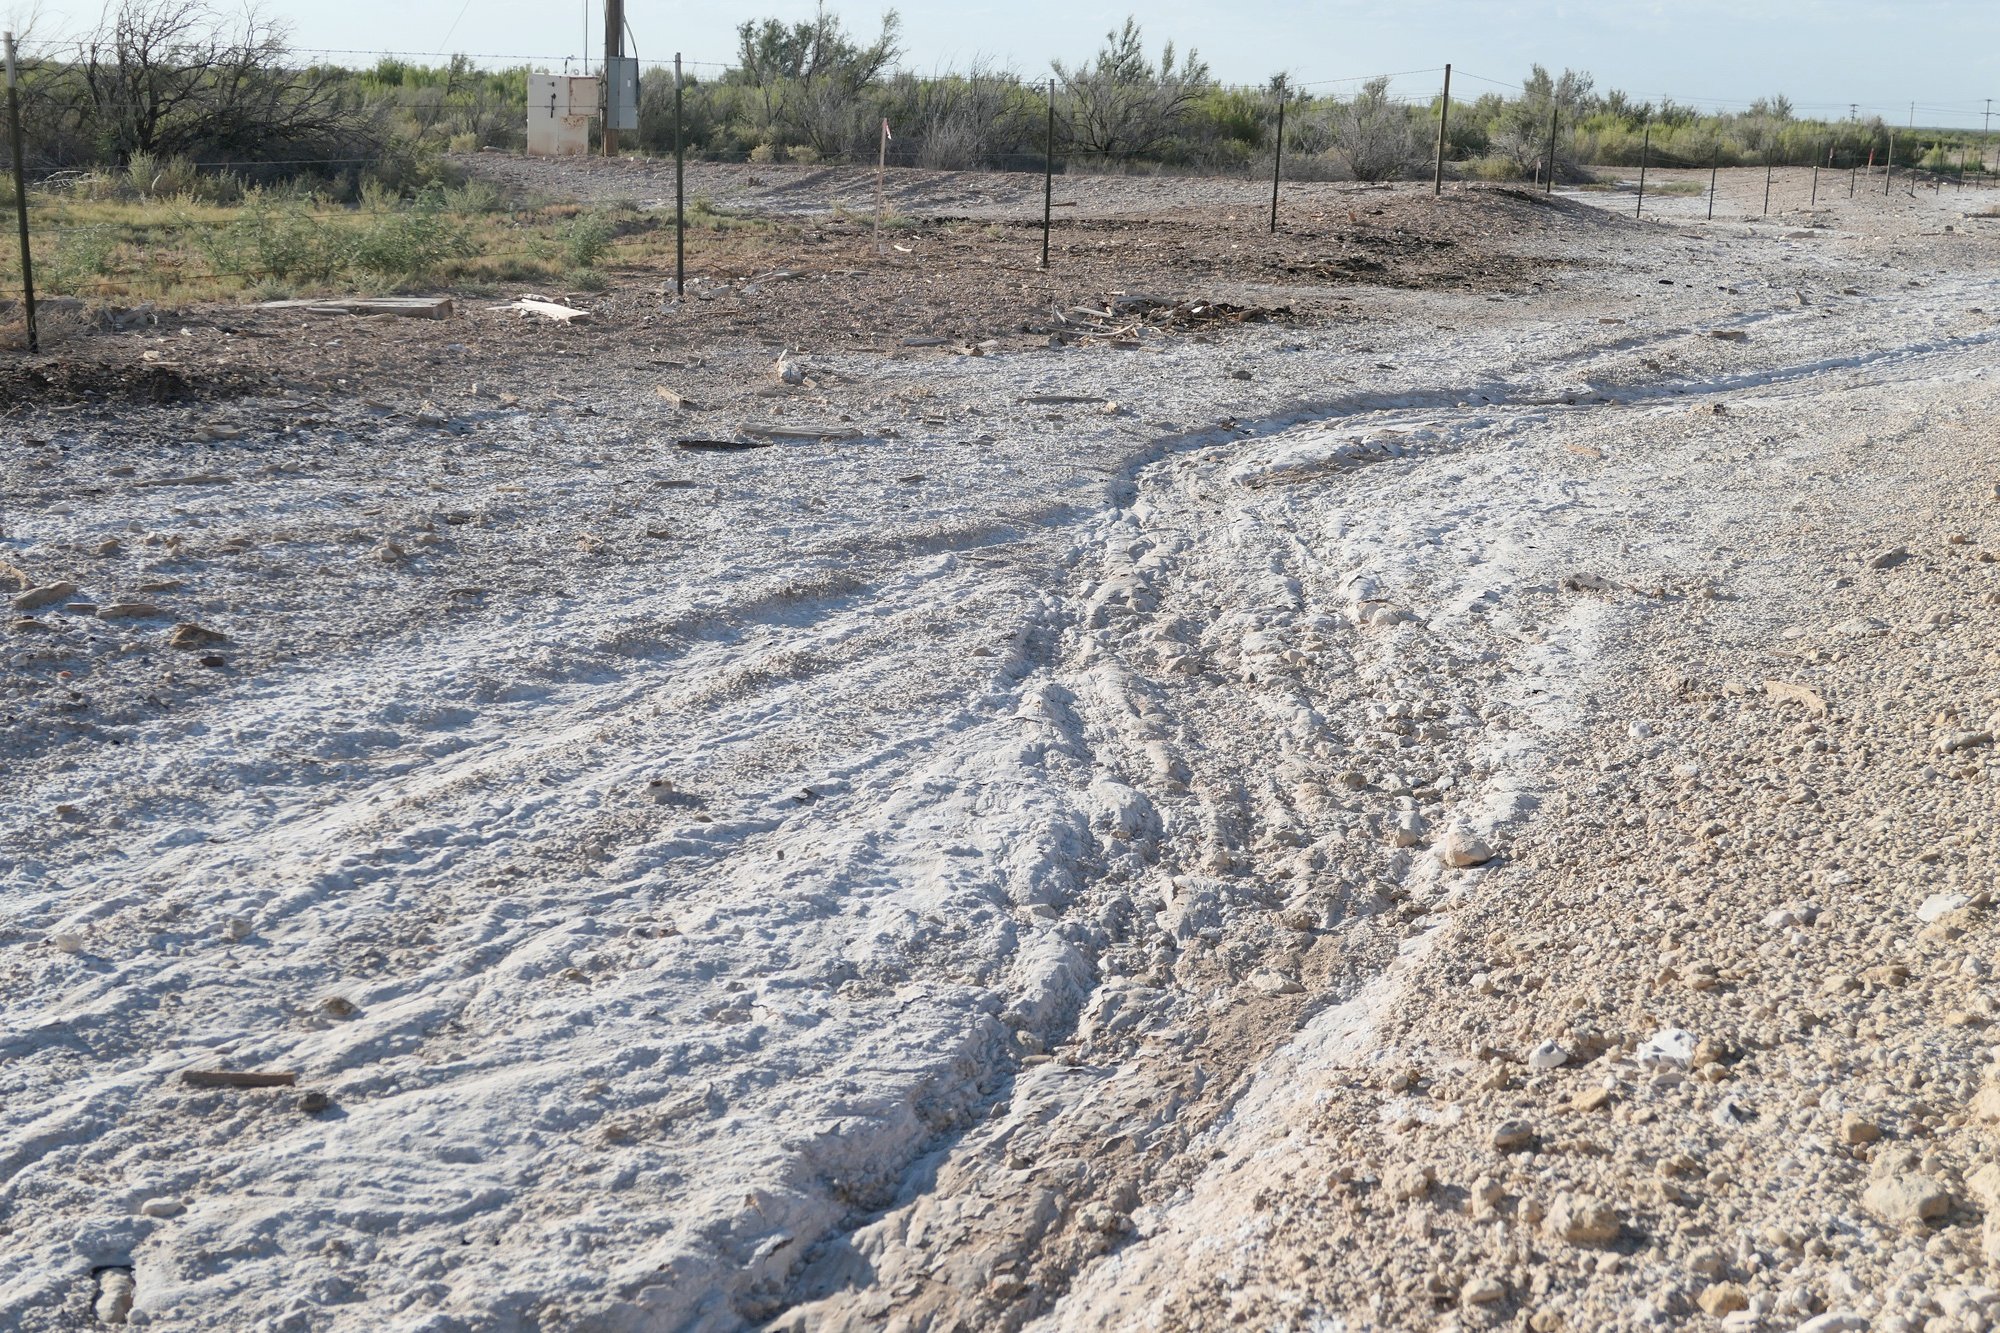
[{"xmin": 4, "ymin": 171, "xmax": 1999, "ymax": 1331}]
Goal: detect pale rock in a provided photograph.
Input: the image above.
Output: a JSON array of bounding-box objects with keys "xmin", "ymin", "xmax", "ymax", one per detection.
[
  {"xmin": 1247, "ymin": 969, "xmax": 1303, "ymax": 996},
  {"xmin": 1936, "ymin": 731, "xmax": 1994, "ymax": 756},
  {"xmin": 1438, "ymin": 826, "xmax": 1495, "ymax": 868},
  {"xmin": 1386, "ymin": 1163, "xmax": 1434, "ymax": 1201},
  {"xmin": 94, "ymin": 1269, "xmax": 135, "ymax": 1325},
  {"xmin": 1917, "ymin": 893, "xmax": 1970, "ymax": 923},
  {"xmin": 1688, "ymin": 1247, "xmax": 1724, "ymax": 1276},
  {"xmin": 1387, "ymin": 810, "xmax": 1427, "ymax": 848},
  {"xmin": 12, "ymin": 580, "xmax": 78, "ymax": 612},
  {"xmin": 138, "ymin": 1198, "xmax": 184, "ymax": 1219},
  {"xmin": 50, "ymin": 932, "xmax": 85, "ymax": 954},
  {"xmin": 1461, "ymin": 1276, "xmax": 1507, "ymax": 1306},
  {"xmin": 1861, "ymin": 1174, "xmax": 1950, "ymax": 1227},
  {"xmin": 1831, "ymin": 616, "xmax": 1890, "ymax": 638},
  {"xmin": 1699, "ymin": 1282, "xmax": 1751, "ymax": 1316},
  {"xmin": 1545, "ymin": 1193, "xmax": 1621, "ymax": 1245},
  {"xmin": 1527, "ymin": 1040, "xmax": 1569, "ymax": 1071},
  {"xmin": 221, "ymin": 917, "xmax": 251, "ymax": 942},
  {"xmin": 1469, "ymin": 1175, "xmax": 1504, "ymax": 1216},
  {"xmin": 1490, "ymin": 1119, "xmax": 1536, "ymax": 1152},
  {"xmin": 1837, "ymin": 1113, "xmax": 1881, "ymax": 1146},
  {"xmin": 1867, "ymin": 546, "xmax": 1910, "ymax": 570},
  {"xmin": 1637, "ymin": 1026, "xmax": 1696, "ymax": 1069}
]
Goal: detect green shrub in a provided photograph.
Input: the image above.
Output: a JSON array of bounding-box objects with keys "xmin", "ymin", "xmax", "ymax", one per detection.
[
  {"xmin": 350, "ymin": 185, "xmax": 477, "ymax": 281},
  {"xmin": 558, "ymin": 210, "xmax": 616, "ymax": 267}
]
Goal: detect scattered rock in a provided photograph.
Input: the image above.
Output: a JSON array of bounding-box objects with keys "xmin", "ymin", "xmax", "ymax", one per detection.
[
  {"xmin": 1571, "ymin": 1085, "xmax": 1612, "ymax": 1113},
  {"xmin": 95, "ymin": 602, "xmax": 162, "ymax": 620},
  {"xmin": 167, "ymin": 623, "xmax": 228, "ymax": 649},
  {"xmin": 1861, "ymin": 1174, "xmax": 1950, "ymax": 1227},
  {"xmin": 1527, "ymin": 1040, "xmax": 1569, "ymax": 1071},
  {"xmin": 1698, "ymin": 1283, "xmax": 1750, "ymax": 1316},
  {"xmin": 319, "ymin": 996, "xmax": 358, "ymax": 1018},
  {"xmin": 93, "ymin": 1268, "xmax": 135, "ymax": 1325},
  {"xmin": 1867, "ymin": 546, "xmax": 1910, "ymax": 570},
  {"xmin": 1461, "ymin": 1276, "xmax": 1507, "ymax": 1306},
  {"xmin": 1247, "ymin": 968, "xmax": 1303, "ymax": 996},
  {"xmin": 1637, "ymin": 1027, "xmax": 1696, "ymax": 1069},
  {"xmin": 298, "ymin": 1090, "xmax": 332, "ymax": 1115},
  {"xmin": 1386, "ymin": 1163, "xmax": 1434, "ymax": 1201},
  {"xmin": 1935, "ymin": 730, "xmax": 1993, "ymax": 756},
  {"xmin": 1438, "ymin": 827, "xmax": 1496, "ymax": 868},
  {"xmin": 1545, "ymin": 1193, "xmax": 1620, "ymax": 1245},
  {"xmin": 12, "ymin": 580, "xmax": 78, "ymax": 612},
  {"xmin": 1917, "ymin": 892, "xmax": 1972, "ymax": 923},
  {"xmin": 138, "ymin": 1198, "xmax": 184, "ymax": 1219},
  {"xmin": 1491, "ymin": 1119, "xmax": 1536, "ymax": 1152},
  {"xmin": 1837, "ymin": 1113, "xmax": 1882, "ymax": 1146},
  {"xmin": 49, "ymin": 932, "xmax": 84, "ymax": 954}
]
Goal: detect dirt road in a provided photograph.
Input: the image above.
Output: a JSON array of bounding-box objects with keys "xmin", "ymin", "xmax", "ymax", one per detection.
[{"xmin": 4, "ymin": 167, "xmax": 2000, "ymax": 1332}]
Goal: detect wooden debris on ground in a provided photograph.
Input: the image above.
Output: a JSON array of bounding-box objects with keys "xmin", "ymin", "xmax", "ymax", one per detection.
[
  {"xmin": 259, "ymin": 297, "xmax": 456, "ymax": 320},
  {"xmin": 181, "ymin": 1070, "xmax": 298, "ymax": 1089},
  {"xmin": 676, "ymin": 438, "xmax": 772, "ymax": 451}
]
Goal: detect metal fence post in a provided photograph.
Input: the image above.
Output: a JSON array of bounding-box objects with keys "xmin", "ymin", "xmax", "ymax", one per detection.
[
  {"xmin": 1041, "ymin": 77, "xmax": 1054, "ymax": 269},
  {"xmin": 1433, "ymin": 64, "xmax": 1451, "ymax": 196},
  {"xmin": 1545, "ymin": 101, "xmax": 1559, "ymax": 193},
  {"xmin": 4, "ymin": 31, "xmax": 37, "ymax": 354},
  {"xmin": 1885, "ymin": 132, "xmax": 1895, "ymax": 194},
  {"xmin": 673, "ymin": 53, "xmax": 684, "ymax": 298},
  {"xmin": 1269, "ymin": 79, "xmax": 1284, "ymax": 234},
  {"xmin": 1635, "ymin": 120, "xmax": 1650, "ymax": 217},
  {"xmin": 1762, "ymin": 151, "xmax": 1773, "ymax": 215},
  {"xmin": 1707, "ymin": 145, "xmax": 1719, "ymax": 220}
]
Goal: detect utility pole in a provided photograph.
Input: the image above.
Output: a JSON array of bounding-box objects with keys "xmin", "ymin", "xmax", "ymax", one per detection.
[{"xmin": 602, "ymin": 0, "xmax": 623, "ymax": 156}]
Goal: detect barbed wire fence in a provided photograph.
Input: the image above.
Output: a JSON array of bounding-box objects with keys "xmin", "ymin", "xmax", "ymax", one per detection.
[{"xmin": 4, "ymin": 35, "xmax": 1998, "ymax": 353}]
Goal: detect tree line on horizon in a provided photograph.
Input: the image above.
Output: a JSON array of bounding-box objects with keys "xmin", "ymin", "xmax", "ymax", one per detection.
[{"xmin": 5, "ymin": 0, "xmax": 1993, "ymax": 203}]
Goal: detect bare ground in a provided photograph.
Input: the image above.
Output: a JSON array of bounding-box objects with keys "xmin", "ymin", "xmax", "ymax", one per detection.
[{"xmin": 4, "ymin": 165, "xmax": 2000, "ymax": 1333}]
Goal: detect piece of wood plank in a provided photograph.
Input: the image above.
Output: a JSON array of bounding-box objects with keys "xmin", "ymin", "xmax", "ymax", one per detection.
[
  {"xmin": 259, "ymin": 297, "xmax": 455, "ymax": 319},
  {"xmin": 654, "ymin": 386, "xmax": 701, "ymax": 410},
  {"xmin": 181, "ymin": 1069, "xmax": 298, "ymax": 1089},
  {"xmin": 676, "ymin": 438, "xmax": 772, "ymax": 451}
]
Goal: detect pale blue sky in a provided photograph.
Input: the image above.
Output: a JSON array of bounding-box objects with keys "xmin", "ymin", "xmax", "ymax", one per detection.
[{"xmin": 11, "ymin": 1, "xmax": 2000, "ymax": 128}]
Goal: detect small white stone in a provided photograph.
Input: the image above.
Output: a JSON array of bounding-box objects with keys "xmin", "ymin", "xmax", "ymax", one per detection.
[
  {"xmin": 1628, "ymin": 720, "xmax": 1654, "ymax": 739},
  {"xmin": 1918, "ymin": 892, "xmax": 1971, "ymax": 923},
  {"xmin": 221, "ymin": 917, "xmax": 251, "ymax": 942},
  {"xmin": 1528, "ymin": 1040, "xmax": 1570, "ymax": 1071},
  {"xmin": 1638, "ymin": 1027, "xmax": 1696, "ymax": 1069},
  {"xmin": 49, "ymin": 932, "xmax": 85, "ymax": 954},
  {"xmin": 138, "ymin": 1198, "xmax": 184, "ymax": 1219}
]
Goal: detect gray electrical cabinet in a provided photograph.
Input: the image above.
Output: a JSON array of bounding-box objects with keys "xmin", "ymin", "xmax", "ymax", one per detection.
[{"xmin": 604, "ymin": 56, "xmax": 640, "ymax": 131}]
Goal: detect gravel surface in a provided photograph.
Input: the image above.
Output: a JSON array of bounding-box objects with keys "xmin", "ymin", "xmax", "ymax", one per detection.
[{"xmin": 3, "ymin": 164, "xmax": 1999, "ymax": 1332}]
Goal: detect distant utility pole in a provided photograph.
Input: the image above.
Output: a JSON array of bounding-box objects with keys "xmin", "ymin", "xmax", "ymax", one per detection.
[
  {"xmin": 602, "ymin": 0, "xmax": 624, "ymax": 156},
  {"xmin": 1908, "ymin": 101, "xmax": 1915, "ymax": 128},
  {"xmin": 1849, "ymin": 103, "xmax": 1858, "ymax": 121}
]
